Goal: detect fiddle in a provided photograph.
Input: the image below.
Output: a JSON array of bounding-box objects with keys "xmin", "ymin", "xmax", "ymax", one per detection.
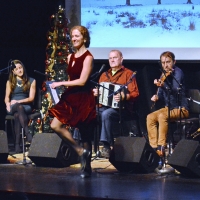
[
  {"xmin": 151, "ymin": 70, "xmax": 172, "ymax": 109},
  {"xmin": 154, "ymin": 71, "xmax": 172, "ymax": 87}
]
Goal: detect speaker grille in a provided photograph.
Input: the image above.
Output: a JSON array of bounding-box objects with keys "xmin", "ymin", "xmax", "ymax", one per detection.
[
  {"xmin": 168, "ymin": 139, "xmax": 200, "ymax": 177},
  {"xmin": 28, "ymin": 133, "xmax": 79, "ymax": 167},
  {"xmin": 109, "ymin": 137, "xmax": 159, "ymax": 173},
  {"xmin": 0, "ymin": 130, "xmax": 9, "ymax": 163}
]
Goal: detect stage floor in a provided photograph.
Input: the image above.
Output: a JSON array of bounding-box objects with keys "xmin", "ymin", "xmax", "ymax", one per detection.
[{"xmin": 0, "ymin": 152, "xmax": 200, "ymax": 200}]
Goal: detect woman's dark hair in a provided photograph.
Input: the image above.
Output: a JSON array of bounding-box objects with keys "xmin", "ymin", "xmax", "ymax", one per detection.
[
  {"xmin": 9, "ymin": 60, "xmax": 30, "ymax": 93},
  {"xmin": 70, "ymin": 25, "xmax": 91, "ymax": 48}
]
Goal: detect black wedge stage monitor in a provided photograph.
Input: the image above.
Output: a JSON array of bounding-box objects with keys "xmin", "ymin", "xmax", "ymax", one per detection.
[{"xmin": 79, "ymin": 0, "xmax": 200, "ymax": 61}]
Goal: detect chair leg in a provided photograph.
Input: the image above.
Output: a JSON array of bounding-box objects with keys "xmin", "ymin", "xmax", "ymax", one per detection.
[
  {"xmin": 21, "ymin": 128, "xmax": 25, "ymax": 155},
  {"xmin": 11, "ymin": 119, "xmax": 16, "ymax": 144},
  {"xmin": 5, "ymin": 119, "xmax": 7, "ymax": 136}
]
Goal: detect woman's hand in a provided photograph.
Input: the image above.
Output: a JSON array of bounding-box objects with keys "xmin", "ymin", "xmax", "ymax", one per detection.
[
  {"xmin": 50, "ymin": 82, "xmax": 62, "ymax": 89},
  {"xmin": 6, "ymin": 103, "xmax": 11, "ymax": 112},
  {"xmin": 10, "ymin": 100, "xmax": 18, "ymax": 105}
]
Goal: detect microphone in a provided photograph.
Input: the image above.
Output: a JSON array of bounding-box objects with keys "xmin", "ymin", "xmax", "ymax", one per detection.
[
  {"xmin": 90, "ymin": 64, "xmax": 106, "ymax": 79},
  {"xmin": 11, "ymin": 61, "xmax": 16, "ymax": 69},
  {"xmin": 130, "ymin": 71, "xmax": 137, "ymax": 80},
  {"xmin": 98, "ymin": 64, "xmax": 106, "ymax": 74},
  {"xmin": 34, "ymin": 70, "xmax": 49, "ymax": 77}
]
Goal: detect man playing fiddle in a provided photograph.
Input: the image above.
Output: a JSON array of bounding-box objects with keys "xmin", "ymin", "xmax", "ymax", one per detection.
[{"xmin": 147, "ymin": 51, "xmax": 189, "ymax": 160}]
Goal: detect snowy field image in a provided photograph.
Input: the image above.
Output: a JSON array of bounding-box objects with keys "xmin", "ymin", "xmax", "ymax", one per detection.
[{"xmin": 81, "ymin": 0, "xmax": 200, "ymax": 49}]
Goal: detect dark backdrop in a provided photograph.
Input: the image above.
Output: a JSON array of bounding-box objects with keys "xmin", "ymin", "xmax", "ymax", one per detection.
[
  {"xmin": 93, "ymin": 60, "xmax": 200, "ymax": 134},
  {"xmin": 0, "ymin": 0, "xmax": 65, "ymax": 130},
  {"xmin": 0, "ymin": 1, "xmax": 200, "ymax": 135}
]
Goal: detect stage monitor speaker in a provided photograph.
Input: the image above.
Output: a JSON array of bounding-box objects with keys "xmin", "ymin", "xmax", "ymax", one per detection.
[
  {"xmin": 28, "ymin": 133, "xmax": 79, "ymax": 167},
  {"xmin": 0, "ymin": 130, "xmax": 9, "ymax": 163},
  {"xmin": 168, "ymin": 139, "xmax": 200, "ymax": 177},
  {"xmin": 109, "ymin": 137, "xmax": 160, "ymax": 173}
]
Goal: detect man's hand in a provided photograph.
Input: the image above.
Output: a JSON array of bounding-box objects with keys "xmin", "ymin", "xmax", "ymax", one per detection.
[
  {"xmin": 93, "ymin": 88, "xmax": 100, "ymax": 96},
  {"xmin": 154, "ymin": 79, "xmax": 163, "ymax": 87},
  {"xmin": 114, "ymin": 92, "xmax": 125, "ymax": 102},
  {"xmin": 151, "ymin": 94, "xmax": 158, "ymax": 102}
]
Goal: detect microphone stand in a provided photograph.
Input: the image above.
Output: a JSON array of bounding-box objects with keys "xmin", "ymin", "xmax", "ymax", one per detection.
[
  {"xmin": 107, "ymin": 74, "xmax": 137, "ymax": 136},
  {"xmin": 0, "ymin": 65, "xmax": 12, "ymax": 74},
  {"xmin": 158, "ymin": 67, "xmax": 174, "ymax": 157},
  {"xmin": 156, "ymin": 67, "xmax": 186, "ymax": 175},
  {"xmin": 34, "ymin": 70, "xmax": 50, "ymax": 80},
  {"xmin": 1, "ymin": 62, "xmax": 18, "ymax": 158},
  {"xmin": 154, "ymin": 67, "xmax": 173, "ymax": 174},
  {"xmin": 162, "ymin": 68, "xmax": 184, "ymax": 146},
  {"xmin": 90, "ymin": 71, "xmax": 136, "ymax": 159},
  {"xmin": 15, "ymin": 128, "xmax": 32, "ymax": 165},
  {"xmin": 168, "ymin": 72, "xmax": 185, "ymax": 143},
  {"xmin": 90, "ymin": 80, "xmax": 113, "ymax": 160}
]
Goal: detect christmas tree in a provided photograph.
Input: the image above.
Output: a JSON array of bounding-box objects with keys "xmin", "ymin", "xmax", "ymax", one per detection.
[{"xmin": 40, "ymin": 5, "xmax": 73, "ymax": 133}]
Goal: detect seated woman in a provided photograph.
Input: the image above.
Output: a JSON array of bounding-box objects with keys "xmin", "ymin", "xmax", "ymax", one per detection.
[{"xmin": 4, "ymin": 60, "xmax": 36, "ymax": 153}]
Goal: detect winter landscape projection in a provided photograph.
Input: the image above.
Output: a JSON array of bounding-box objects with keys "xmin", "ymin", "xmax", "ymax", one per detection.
[{"xmin": 81, "ymin": 0, "xmax": 200, "ymax": 59}]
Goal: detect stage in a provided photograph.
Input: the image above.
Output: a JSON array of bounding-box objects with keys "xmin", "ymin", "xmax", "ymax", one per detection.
[{"xmin": 0, "ymin": 151, "xmax": 200, "ymax": 200}]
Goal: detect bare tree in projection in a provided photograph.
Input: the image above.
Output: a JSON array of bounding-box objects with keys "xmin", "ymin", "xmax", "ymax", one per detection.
[
  {"xmin": 187, "ymin": 0, "xmax": 192, "ymax": 4},
  {"xmin": 126, "ymin": 0, "xmax": 130, "ymax": 6}
]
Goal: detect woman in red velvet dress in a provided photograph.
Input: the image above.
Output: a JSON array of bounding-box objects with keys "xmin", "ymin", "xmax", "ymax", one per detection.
[{"xmin": 48, "ymin": 26, "xmax": 96, "ymax": 178}]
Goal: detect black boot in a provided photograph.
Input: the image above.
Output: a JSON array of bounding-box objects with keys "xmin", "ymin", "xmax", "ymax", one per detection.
[
  {"xmin": 80, "ymin": 149, "xmax": 91, "ymax": 178},
  {"xmin": 80, "ymin": 142, "xmax": 92, "ymax": 178},
  {"xmin": 80, "ymin": 162, "xmax": 92, "ymax": 178}
]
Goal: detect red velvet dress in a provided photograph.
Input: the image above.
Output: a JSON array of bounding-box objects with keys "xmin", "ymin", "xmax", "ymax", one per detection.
[{"xmin": 48, "ymin": 50, "xmax": 96, "ymax": 128}]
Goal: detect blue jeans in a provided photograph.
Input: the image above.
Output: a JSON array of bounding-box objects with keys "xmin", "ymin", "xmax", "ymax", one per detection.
[{"xmin": 98, "ymin": 106, "xmax": 131, "ymax": 147}]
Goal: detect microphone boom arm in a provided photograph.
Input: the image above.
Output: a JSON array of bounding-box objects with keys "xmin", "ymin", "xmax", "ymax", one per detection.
[{"xmin": 108, "ymin": 71, "xmax": 137, "ymax": 98}]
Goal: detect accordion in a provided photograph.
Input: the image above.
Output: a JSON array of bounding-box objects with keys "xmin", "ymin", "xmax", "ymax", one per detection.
[
  {"xmin": 99, "ymin": 82, "xmax": 127, "ymax": 108},
  {"xmin": 45, "ymin": 81, "xmax": 60, "ymax": 104}
]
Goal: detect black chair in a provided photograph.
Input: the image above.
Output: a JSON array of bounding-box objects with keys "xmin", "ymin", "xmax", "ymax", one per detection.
[
  {"xmin": 5, "ymin": 88, "xmax": 42, "ymax": 150},
  {"xmin": 120, "ymin": 104, "xmax": 141, "ymax": 138},
  {"xmin": 173, "ymin": 89, "xmax": 200, "ymax": 143}
]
